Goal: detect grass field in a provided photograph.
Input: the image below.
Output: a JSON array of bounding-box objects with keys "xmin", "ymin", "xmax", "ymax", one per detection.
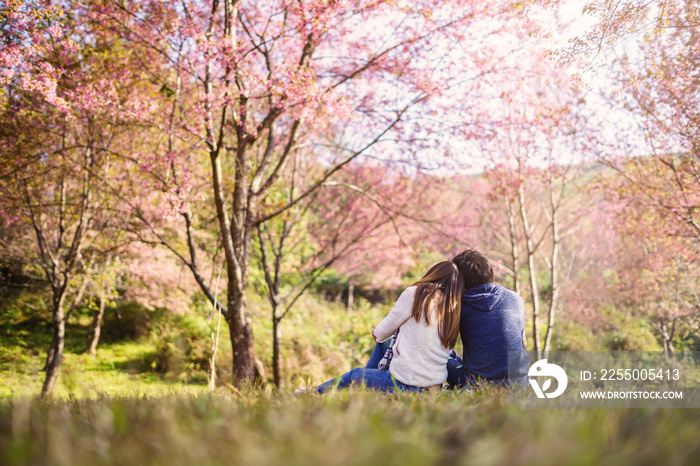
[
  {"xmin": 1, "ymin": 389, "xmax": 700, "ymax": 466},
  {"xmin": 2, "ymin": 288, "xmax": 700, "ymax": 465}
]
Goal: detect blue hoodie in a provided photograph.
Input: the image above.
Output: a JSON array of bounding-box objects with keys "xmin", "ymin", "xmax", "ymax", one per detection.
[{"xmin": 459, "ymin": 283, "xmax": 530, "ymax": 382}]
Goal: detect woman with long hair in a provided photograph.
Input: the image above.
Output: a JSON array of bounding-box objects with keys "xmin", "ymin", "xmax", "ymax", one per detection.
[{"xmin": 315, "ymin": 261, "xmax": 464, "ymax": 393}]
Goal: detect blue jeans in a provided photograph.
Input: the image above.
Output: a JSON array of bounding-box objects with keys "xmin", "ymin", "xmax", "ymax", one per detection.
[
  {"xmin": 315, "ymin": 367, "xmax": 423, "ymax": 393},
  {"xmin": 365, "ymin": 339, "xmax": 390, "ymax": 369},
  {"xmin": 316, "ymin": 340, "xmax": 422, "ymax": 393}
]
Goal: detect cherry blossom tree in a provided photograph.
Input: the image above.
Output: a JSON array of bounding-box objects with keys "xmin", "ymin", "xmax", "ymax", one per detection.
[
  {"xmin": 603, "ymin": 157, "xmax": 700, "ymax": 354},
  {"xmin": 531, "ymin": 0, "xmax": 699, "ymax": 352},
  {"xmin": 253, "ymin": 159, "xmax": 423, "ymax": 385},
  {"xmin": 464, "ymin": 38, "xmax": 598, "ymax": 357},
  {"xmin": 604, "ymin": 0, "xmax": 699, "ymax": 241},
  {"xmin": 537, "ymin": 0, "xmax": 698, "ymax": 246},
  {"xmin": 0, "ymin": 0, "xmax": 158, "ymax": 396},
  {"xmin": 80, "ymin": 0, "xmax": 535, "ymax": 385},
  {"xmin": 539, "ymin": 0, "xmax": 691, "ymax": 64}
]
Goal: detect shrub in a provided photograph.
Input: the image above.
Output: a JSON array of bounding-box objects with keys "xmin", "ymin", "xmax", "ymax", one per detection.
[
  {"xmin": 552, "ymin": 320, "xmax": 603, "ymax": 351},
  {"xmin": 599, "ymin": 308, "xmax": 663, "ymax": 351},
  {"xmin": 151, "ymin": 312, "xmax": 214, "ymax": 383},
  {"xmin": 100, "ymin": 302, "xmax": 157, "ymax": 342}
]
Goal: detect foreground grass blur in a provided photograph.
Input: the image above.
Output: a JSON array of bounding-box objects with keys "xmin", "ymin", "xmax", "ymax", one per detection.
[{"xmin": 1, "ymin": 388, "xmax": 699, "ymax": 466}]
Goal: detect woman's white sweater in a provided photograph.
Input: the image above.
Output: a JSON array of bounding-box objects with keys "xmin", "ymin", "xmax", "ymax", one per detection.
[{"xmin": 373, "ymin": 286, "xmax": 451, "ymax": 388}]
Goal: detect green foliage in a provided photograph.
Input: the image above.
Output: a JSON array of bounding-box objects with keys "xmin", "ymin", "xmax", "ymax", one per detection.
[
  {"xmin": 550, "ymin": 309, "xmax": 664, "ymax": 352},
  {"xmin": 0, "ymin": 286, "xmax": 79, "ymax": 375},
  {"xmin": 246, "ymin": 290, "xmax": 383, "ymax": 386},
  {"xmin": 552, "ymin": 321, "xmax": 604, "ymax": 351},
  {"xmin": 0, "ymin": 284, "xmax": 216, "ymax": 395},
  {"xmin": 599, "ymin": 308, "xmax": 663, "ymax": 352},
  {"xmin": 310, "ymin": 270, "xmax": 350, "ymax": 300},
  {"xmin": 1, "ymin": 390, "xmax": 699, "ymax": 466},
  {"xmin": 0, "ymin": 283, "xmax": 387, "ymax": 394},
  {"xmin": 100, "ymin": 302, "xmax": 156, "ymax": 343},
  {"xmin": 676, "ymin": 331, "xmax": 700, "ymax": 353},
  {"xmin": 151, "ymin": 312, "xmax": 215, "ymax": 383}
]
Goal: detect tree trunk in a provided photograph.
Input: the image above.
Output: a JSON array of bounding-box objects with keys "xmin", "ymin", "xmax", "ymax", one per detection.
[
  {"xmin": 518, "ymin": 184, "xmax": 541, "ymax": 358},
  {"xmin": 667, "ymin": 339, "xmax": 675, "ymax": 355},
  {"xmin": 86, "ymin": 294, "xmax": 106, "ymax": 355},
  {"xmin": 347, "ymin": 283, "xmax": 354, "ymax": 312},
  {"xmin": 668, "ymin": 320, "xmax": 676, "ymax": 355},
  {"xmin": 208, "ymin": 307, "xmax": 222, "ymax": 392},
  {"xmin": 543, "ymin": 196, "xmax": 560, "ymax": 357},
  {"xmin": 41, "ymin": 292, "xmax": 66, "ymax": 398},
  {"xmin": 228, "ymin": 283, "xmax": 258, "ymax": 385},
  {"xmin": 272, "ymin": 314, "xmax": 282, "ymax": 387},
  {"xmin": 506, "ymin": 199, "xmax": 521, "ymax": 296},
  {"xmin": 200, "ymin": 0, "xmax": 257, "ymax": 388},
  {"xmin": 43, "ymin": 336, "xmax": 56, "ymax": 372},
  {"xmin": 525, "ymin": 253, "xmax": 541, "ymax": 358},
  {"xmin": 505, "ymin": 198, "xmax": 527, "ymax": 349},
  {"xmin": 661, "ymin": 321, "xmax": 676, "ymax": 356}
]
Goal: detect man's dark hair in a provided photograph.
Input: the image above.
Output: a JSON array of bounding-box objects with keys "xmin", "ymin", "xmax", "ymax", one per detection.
[{"xmin": 451, "ymin": 249, "xmax": 493, "ymax": 289}]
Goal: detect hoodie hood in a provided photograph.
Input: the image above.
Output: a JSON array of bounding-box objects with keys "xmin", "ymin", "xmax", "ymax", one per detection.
[{"xmin": 461, "ymin": 283, "xmax": 505, "ymax": 312}]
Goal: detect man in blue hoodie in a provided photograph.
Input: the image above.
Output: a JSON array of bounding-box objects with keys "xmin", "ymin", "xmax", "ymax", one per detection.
[{"xmin": 448, "ymin": 249, "xmax": 530, "ymax": 388}]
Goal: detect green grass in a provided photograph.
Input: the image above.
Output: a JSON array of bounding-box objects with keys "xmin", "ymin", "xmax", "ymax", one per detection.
[
  {"xmin": 2, "ymin": 287, "xmax": 699, "ymax": 465},
  {"xmin": 0, "ymin": 286, "xmax": 210, "ymax": 398},
  {"xmin": 1, "ymin": 389, "xmax": 699, "ymax": 466},
  {"xmin": 0, "ymin": 285, "xmax": 387, "ymax": 398},
  {"xmin": 0, "ymin": 341, "xmax": 207, "ymax": 398}
]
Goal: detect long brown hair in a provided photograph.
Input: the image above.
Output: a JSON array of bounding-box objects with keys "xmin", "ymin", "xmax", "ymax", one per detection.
[{"xmin": 410, "ymin": 261, "xmax": 464, "ymax": 348}]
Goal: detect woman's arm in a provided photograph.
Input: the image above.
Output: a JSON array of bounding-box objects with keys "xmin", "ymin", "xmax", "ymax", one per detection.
[{"xmin": 373, "ymin": 287, "xmax": 415, "ymax": 342}]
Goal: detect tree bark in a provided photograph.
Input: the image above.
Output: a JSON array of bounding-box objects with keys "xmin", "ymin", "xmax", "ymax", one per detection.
[
  {"xmin": 272, "ymin": 314, "xmax": 282, "ymax": 387},
  {"xmin": 525, "ymin": 253, "xmax": 541, "ymax": 358},
  {"xmin": 41, "ymin": 292, "xmax": 66, "ymax": 398},
  {"xmin": 347, "ymin": 283, "xmax": 354, "ymax": 312},
  {"xmin": 86, "ymin": 294, "xmax": 106, "ymax": 355},
  {"xmin": 661, "ymin": 321, "xmax": 676, "ymax": 356},
  {"xmin": 208, "ymin": 308, "xmax": 223, "ymax": 392},
  {"xmin": 505, "ymin": 198, "xmax": 527, "ymax": 349},
  {"xmin": 506, "ymin": 199, "xmax": 521, "ymax": 296},
  {"xmin": 543, "ymin": 195, "xmax": 560, "ymax": 357},
  {"xmin": 518, "ymin": 183, "xmax": 541, "ymax": 358},
  {"xmin": 228, "ymin": 281, "xmax": 258, "ymax": 384}
]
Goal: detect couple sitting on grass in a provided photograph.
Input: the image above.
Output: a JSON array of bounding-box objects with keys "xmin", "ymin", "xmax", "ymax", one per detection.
[{"xmin": 316, "ymin": 249, "xmax": 530, "ymax": 394}]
